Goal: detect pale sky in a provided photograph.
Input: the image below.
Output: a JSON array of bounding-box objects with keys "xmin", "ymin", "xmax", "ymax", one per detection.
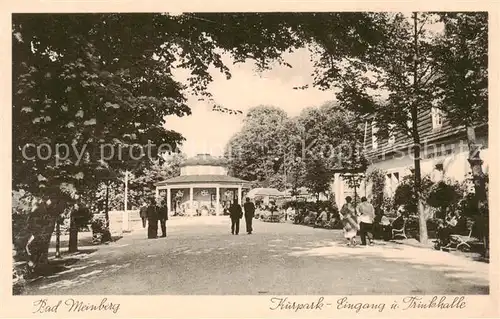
[{"xmin": 165, "ymin": 48, "xmax": 333, "ymax": 157}]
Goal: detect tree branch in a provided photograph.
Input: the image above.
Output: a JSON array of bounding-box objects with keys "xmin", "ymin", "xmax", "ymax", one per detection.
[{"xmin": 420, "ymin": 67, "xmax": 440, "ymax": 87}]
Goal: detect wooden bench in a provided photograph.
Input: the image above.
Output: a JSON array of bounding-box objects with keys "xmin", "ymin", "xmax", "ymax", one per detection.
[
  {"xmin": 392, "ymin": 218, "xmax": 408, "ymax": 240},
  {"xmin": 448, "ymin": 221, "xmax": 479, "ymax": 252}
]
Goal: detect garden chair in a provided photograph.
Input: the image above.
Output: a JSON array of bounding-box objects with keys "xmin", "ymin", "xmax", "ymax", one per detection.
[
  {"xmin": 392, "ymin": 218, "xmax": 407, "ymax": 239},
  {"xmin": 449, "ymin": 220, "xmax": 477, "ymax": 252}
]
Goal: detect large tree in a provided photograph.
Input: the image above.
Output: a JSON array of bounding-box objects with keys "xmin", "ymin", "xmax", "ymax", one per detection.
[
  {"xmin": 226, "ymin": 102, "xmax": 364, "ymax": 194},
  {"xmin": 303, "ymin": 157, "xmax": 334, "ymax": 201},
  {"xmin": 306, "ymin": 13, "xmax": 445, "ymax": 243},
  {"xmin": 12, "ymin": 13, "xmax": 300, "ymax": 264},
  {"xmin": 292, "ymin": 102, "xmax": 364, "ymax": 166},
  {"xmin": 225, "ymin": 105, "xmax": 290, "ymax": 188},
  {"xmin": 12, "ymin": 12, "xmax": 387, "ymax": 265},
  {"xmin": 432, "ymin": 12, "xmax": 488, "ymax": 256},
  {"xmin": 127, "ymin": 153, "xmax": 186, "ymax": 207}
]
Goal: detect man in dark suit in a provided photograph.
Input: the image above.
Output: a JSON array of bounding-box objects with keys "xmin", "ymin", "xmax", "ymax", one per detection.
[
  {"xmin": 139, "ymin": 202, "xmax": 148, "ymax": 228},
  {"xmin": 243, "ymin": 197, "xmax": 256, "ymax": 234},
  {"xmin": 157, "ymin": 200, "xmax": 168, "ymax": 238},
  {"xmin": 147, "ymin": 197, "xmax": 158, "ymax": 239},
  {"xmin": 229, "ymin": 200, "xmax": 243, "ymax": 235}
]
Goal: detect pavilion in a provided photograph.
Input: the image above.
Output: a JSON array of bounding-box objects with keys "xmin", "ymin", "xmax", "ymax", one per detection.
[{"xmin": 155, "ymin": 154, "xmax": 251, "ymax": 215}]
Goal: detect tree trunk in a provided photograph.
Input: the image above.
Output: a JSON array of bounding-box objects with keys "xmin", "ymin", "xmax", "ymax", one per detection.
[
  {"xmin": 466, "ymin": 126, "xmax": 489, "ymax": 258},
  {"xmin": 35, "ymin": 214, "xmax": 58, "ymax": 265},
  {"xmin": 25, "ymin": 199, "xmax": 64, "ymax": 268},
  {"xmin": 68, "ymin": 211, "xmax": 78, "ymax": 253},
  {"xmin": 412, "ymin": 12, "xmax": 428, "ymax": 244},
  {"xmin": 412, "ymin": 138, "xmax": 428, "ymax": 243}
]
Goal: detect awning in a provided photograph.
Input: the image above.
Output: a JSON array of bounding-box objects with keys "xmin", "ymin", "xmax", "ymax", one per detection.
[{"xmin": 246, "ymin": 188, "xmax": 284, "ymax": 198}]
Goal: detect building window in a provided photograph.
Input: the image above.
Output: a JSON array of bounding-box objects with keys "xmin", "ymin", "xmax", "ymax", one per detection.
[
  {"xmin": 431, "ymin": 107, "xmax": 444, "ymax": 129},
  {"xmin": 371, "ymin": 120, "xmax": 378, "ymax": 150},
  {"xmin": 388, "ymin": 123, "xmax": 396, "ymax": 146},
  {"xmin": 393, "ymin": 172, "xmax": 400, "ymax": 184}
]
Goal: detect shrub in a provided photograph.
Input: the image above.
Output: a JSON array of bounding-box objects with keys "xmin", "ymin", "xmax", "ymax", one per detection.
[
  {"xmin": 382, "ymin": 196, "xmax": 396, "ymax": 216},
  {"xmin": 73, "ymin": 206, "xmax": 93, "ymax": 228},
  {"xmin": 427, "ymin": 180, "xmax": 463, "ymax": 219},
  {"xmin": 367, "ymin": 169, "xmax": 385, "ymax": 214},
  {"xmin": 404, "ymin": 216, "xmax": 441, "ymax": 239},
  {"xmin": 394, "ymin": 174, "xmax": 434, "ymax": 215},
  {"xmin": 283, "ymin": 200, "xmax": 339, "ymax": 219}
]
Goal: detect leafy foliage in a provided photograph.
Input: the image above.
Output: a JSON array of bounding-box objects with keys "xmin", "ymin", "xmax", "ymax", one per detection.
[
  {"xmin": 432, "ymin": 12, "xmax": 488, "ymax": 127},
  {"xmin": 225, "ymin": 105, "xmax": 290, "ymax": 185},
  {"xmin": 15, "ymin": 12, "xmax": 354, "ymax": 261},
  {"xmin": 303, "ymin": 157, "xmax": 334, "ymax": 199},
  {"xmin": 394, "ymin": 173, "xmax": 434, "ymax": 215},
  {"xmin": 431, "ymin": 12, "xmax": 489, "ymax": 256},
  {"xmin": 427, "ymin": 180, "xmax": 463, "ymax": 219},
  {"xmin": 366, "ymin": 169, "xmax": 386, "ymax": 214},
  {"xmin": 225, "ymin": 102, "xmax": 364, "ymax": 195},
  {"xmin": 306, "ymin": 12, "xmax": 451, "ymax": 242}
]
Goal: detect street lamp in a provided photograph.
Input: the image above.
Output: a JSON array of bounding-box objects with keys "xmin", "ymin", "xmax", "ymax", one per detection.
[
  {"xmin": 273, "ymin": 155, "xmax": 288, "ymax": 188},
  {"xmin": 123, "ymin": 170, "xmax": 132, "ymax": 232}
]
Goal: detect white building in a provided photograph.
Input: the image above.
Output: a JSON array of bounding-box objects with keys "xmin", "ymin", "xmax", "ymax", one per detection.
[{"xmin": 332, "ymin": 107, "xmax": 488, "ymax": 208}]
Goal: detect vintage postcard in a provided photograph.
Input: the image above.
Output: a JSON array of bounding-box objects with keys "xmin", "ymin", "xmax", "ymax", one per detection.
[{"xmin": 1, "ymin": 1, "xmax": 498, "ymax": 318}]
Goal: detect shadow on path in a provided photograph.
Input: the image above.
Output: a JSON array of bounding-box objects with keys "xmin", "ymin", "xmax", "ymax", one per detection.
[{"xmin": 22, "ymin": 221, "xmax": 489, "ymax": 295}]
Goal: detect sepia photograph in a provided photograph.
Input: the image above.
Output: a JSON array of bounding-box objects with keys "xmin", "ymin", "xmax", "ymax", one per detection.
[{"xmin": 10, "ymin": 11, "xmax": 491, "ymax": 303}]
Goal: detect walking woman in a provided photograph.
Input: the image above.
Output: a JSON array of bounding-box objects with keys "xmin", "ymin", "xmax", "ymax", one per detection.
[{"xmin": 339, "ymin": 196, "xmax": 359, "ymax": 246}]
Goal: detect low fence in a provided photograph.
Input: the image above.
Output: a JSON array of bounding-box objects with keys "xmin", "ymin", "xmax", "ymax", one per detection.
[{"xmin": 108, "ymin": 210, "xmax": 142, "ymax": 234}]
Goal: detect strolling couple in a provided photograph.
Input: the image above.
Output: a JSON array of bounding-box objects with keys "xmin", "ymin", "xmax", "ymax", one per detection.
[
  {"xmin": 229, "ymin": 197, "xmax": 255, "ymax": 235},
  {"xmin": 339, "ymin": 196, "xmax": 375, "ymax": 247},
  {"xmin": 139, "ymin": 197, "xmax": 168, "ymax": 239}
]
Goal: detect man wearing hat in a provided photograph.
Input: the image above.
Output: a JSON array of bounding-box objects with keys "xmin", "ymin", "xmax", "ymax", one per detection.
[
  {"xmin": 243, "ymin": 197, "xmax": 256, "ymax": 234},
  {"xmin": 356, "ymin": 196, "xmax": 375, "ymax": 246},
  {"xmin": 147, "ymin": 197, "xmax": 158, "ymax": 239}
]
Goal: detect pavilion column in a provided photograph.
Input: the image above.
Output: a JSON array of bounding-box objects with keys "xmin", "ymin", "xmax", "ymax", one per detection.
[
  {"xmin": 189, "ymin": 187, "xmax": 194, "ymax": 209},
  {"xmin": 167, "ymin": 187, "xmax": 172, "ymax": 215},
  {"xmin": 237, "ymin": 185, "xmax": 242, "ymax": 205},
  {"xmin": 334, "ymin": 173, "xmax": 342, "ymax": 208},
  {"xmin": 216, "ymin": 186, "xmax": 220, "ymax": 216},
  {"xmin": 340, "ymin": 174, "xmax": 346, "ymax": 206}
]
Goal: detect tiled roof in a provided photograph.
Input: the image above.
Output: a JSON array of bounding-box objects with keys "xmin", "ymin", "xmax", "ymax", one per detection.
[
  {"xmin": 155, "ymin": 174, "xmax": 249, "ymax": 186},
  {"xmin": 363, "ymin": 106, "xmax": 488, "ymax": 163},
  {"xmin": 180, "ymin": 154, "xmax": 228, "ymax": 167}
]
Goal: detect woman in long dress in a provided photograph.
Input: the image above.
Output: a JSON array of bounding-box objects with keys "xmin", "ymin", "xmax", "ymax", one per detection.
[{"xmin": 340, "ymin": 196, "xmax": 359, "ymax": 246}]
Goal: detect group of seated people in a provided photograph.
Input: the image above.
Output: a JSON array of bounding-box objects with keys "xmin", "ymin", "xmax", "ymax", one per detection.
[
  {"xmin": 291, "ymin": 207, "xmax": 337, "ymax": 228},
  {"xmin": 255, "ymin": 202, "xmax": 280, "ymax": 221},
  {"xmin": 435, "ymin": 210, "xmax": 469, "ymax": 248},
  {"xmin": 291, "ymin": 203, "xmax": 470, "ymax": 246},
  {"xmin": 372, "ymin": 208, "xmax": 405, "ymax": 241},
  {"xmin": 373, "ymin": 206, "xmax": 470, "ymax": 246},
  {"xmin": 292, "ymin": 208, "xmax": 319, "ymax": 225}
]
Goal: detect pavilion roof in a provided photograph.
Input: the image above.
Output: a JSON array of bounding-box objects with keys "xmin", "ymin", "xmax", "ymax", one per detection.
[{"xmin": 155, "ymin": 174, "xmax": 250, "ymax": 187}]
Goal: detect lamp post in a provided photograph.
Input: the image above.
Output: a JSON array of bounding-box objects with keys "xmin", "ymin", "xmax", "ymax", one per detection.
[
  {"xmin": 123, "ymin": 170, "xmax": 131, "ymax": 232},
  {"xmin": 273, "ymin": 155, "xmax": 287, "ymax": 188}
]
